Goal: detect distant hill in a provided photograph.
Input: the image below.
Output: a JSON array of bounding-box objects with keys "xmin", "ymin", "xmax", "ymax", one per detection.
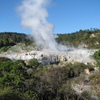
[
  {"xmin": 0, "ymin": 29, "xmax": 100, "ymax": 52},
  {"xmin": 0, "ymin": 32, "xmax": 33, "ymax": 46},
  {"xmin": 0, "ymin": 32, "xmax": 33, "ymax": 52},
  {"xmin": 56, "ymin": 28, "xmax": 100, "ymax": 49}
]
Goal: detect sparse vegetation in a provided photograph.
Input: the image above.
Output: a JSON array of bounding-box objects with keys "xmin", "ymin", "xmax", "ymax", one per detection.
[{"xmin": 56, "ymin": 28, "xmax": 100, "ymax": 49}]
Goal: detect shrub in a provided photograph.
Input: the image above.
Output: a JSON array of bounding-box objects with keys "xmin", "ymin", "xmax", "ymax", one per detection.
[
  {"xmin": 93, "ymin": 50, "xmax": 100, "ymax": 60},
  {"xmin": 93, "ymin": 50, "xmax": 100, "ymax": 68},
  {"xmin": 0, "ymin": 57, "xmax": 11, "ymax": 63},
  {"xmin": 28, "ymin": 58, "xmax": 40, "ymax": 68},
  {"xmin": 0, "ymin": 87, "xmax": 21, "ymax": 100}
]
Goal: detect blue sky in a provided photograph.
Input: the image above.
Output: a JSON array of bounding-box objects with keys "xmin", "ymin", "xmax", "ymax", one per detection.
[{"xmin": 0, "ymin": 0, "xmax": 100, "ymax": 34}]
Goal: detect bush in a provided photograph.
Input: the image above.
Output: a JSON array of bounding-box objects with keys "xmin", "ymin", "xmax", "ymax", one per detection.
[
  {"xmin": 93, "ymin": 50, "xmax": 100, "ymax": 68},
  {"xmin": 28, "ymin": 58, "xmax": 40, "ymax": 68},
  {"xmin": 0, "ymin": 57, "xmax": 11, "ymax": 63},
  {"xmin": 0, "ymin": 87, "xmax": 21, "ymax": 100},
  {"xmin": 93, "ymin": 50, "xmax": 100, "ymax": 60},
  {"xmin": 81, "ymin": 91, "xmax": 92, "ymax": 100}
]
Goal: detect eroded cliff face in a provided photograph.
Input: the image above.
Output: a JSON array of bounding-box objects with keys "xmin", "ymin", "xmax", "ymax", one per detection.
[{"xmin": 0, "ymin": 49, "xmax": 96, "ymax": 65}]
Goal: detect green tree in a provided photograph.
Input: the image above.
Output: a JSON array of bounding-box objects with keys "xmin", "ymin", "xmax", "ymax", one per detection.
[
  {"xmin": 93, "ymin": 50, "xmax": 100, "ymax": 60},
  {"xmin": 28, "ymin": 58, "xmax": 40, "ymax": 68}
]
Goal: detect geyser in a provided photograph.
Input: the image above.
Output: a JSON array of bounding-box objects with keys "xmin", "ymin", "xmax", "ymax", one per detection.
[
  {"xmin": 18, "ymin": 0, "xmax": 67, "ymax": 51},
  {"xmin": 13, "ymin": 0, "xmax": 97, "ymax": 64}
]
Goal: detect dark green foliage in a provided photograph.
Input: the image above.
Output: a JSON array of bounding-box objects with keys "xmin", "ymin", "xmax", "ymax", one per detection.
[
  {"xmin": 28, "ymin": 58, "xmax": 41, "ymax": 68},
  {"xmin": 0, "ymin": 60, "xmax": 27, "ymax": 86},
  {"xmin": 93, "ymin": 50, "xmax": 100, "ymax": 60},
  {"xmin": 33, "ymin": 66, "xmax": 70, "ymax": 100},
  {"xmin": 0, "ymin": 57, "xmax": 11, "ymax": 63},
  {"xmin": 0, "ymin": 58, "xmax": 35, "ymax": 100},
  {"xmin": 0, "ymin": 46, "xmax": 11, "ymax": 52},
  {"xmin": 64, "ymin": 62, "xmax": 89, "ymax": 78},
  {"xmin": 0, "ymin": 57, "xmax": 98, "ymax": 100},
  {"xmin": 0, "ymin": 32, "xmax": 33, "ymax": 52},
  {"xmin": 93, "ymin": 50, "xmax": 100, "ymax": 69},
  {"xmin": 32, "ymin": 63, "xmax": 90, "ymax": 100},
  {"xmin": 81, "ymin": 91, "xmax": 92, "ymax": 100},
  {"xmin": 0, "ymin": 87, "xmax": 21, "ymax": 100}
]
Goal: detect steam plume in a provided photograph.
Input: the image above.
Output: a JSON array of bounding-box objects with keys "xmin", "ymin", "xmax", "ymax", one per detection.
[{"xmin": 18, "ymin": 0, "xmax": 65, "ymax": 51}]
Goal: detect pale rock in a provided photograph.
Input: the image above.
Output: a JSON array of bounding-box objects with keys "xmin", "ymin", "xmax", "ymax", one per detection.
[{"xmin": 0, "ymin": 49, "xmax": 97, "ymax": 65}]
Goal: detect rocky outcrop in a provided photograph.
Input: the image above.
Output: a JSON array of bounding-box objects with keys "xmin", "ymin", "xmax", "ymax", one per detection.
[{"xmin": 90, "ymin": 34, "xmax": 96, "ymax": 38}]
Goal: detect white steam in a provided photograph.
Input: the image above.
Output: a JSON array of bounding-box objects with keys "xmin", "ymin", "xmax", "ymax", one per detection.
[
  {"xmin": 18, "ymin": 0, "xmax": 67, "ymax": 51},
  {"xmin": 3, "ymin": 0, "xmax": 96, "ymax": 64}
]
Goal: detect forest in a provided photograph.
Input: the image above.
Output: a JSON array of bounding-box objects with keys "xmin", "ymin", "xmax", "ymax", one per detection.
[{"xmin": 0, "ymin": 32, "xmax": 32, "ymax": 52}]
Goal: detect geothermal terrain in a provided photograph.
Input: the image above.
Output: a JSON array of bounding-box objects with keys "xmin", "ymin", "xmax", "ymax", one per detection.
[
  {"xmin": 0, "ymin": 31, "xmax": 99, "ymax": 65},
  {"xmin": 0, "ymin": 32, "xmax": 100, "ymax": 100},
  {"xmin": 0, "ymin": 48, "xmax": 96, "ymax": 65},
  {"xmin": 0, "ymin": 31, "xmax": 100, "ymax": 65}
]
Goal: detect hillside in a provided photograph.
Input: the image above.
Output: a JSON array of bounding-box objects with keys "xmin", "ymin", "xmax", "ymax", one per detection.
[
  {"xmin": 0, "ymin": 32, "xmax": 31, "ymax": 46},
  {"xmin": 0, "ymin": 51, "xmax": 100, "ymax": 100},
  {"xmin": 0, "ymin": 32, "xmax": 33, "ymax": 52},
  {"xmin": 0, "ymin": 30, "xmax": 100, "ymax": 100},
  {"xmin": 0, "ymin": 29, "xmax": 100, "ymax": 52},
  {"xmin": 56, "ymin": 28, "xmax": 100, "ymax": 49}
]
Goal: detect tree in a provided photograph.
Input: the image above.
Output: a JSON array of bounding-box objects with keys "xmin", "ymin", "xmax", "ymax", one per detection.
[
  {"xmin": 93, "ymin": 50, "xmax": 100, "ymax": 60},
  {"xmin": 28, "ymin": 58, "xmax": 40, "ymax": 68}
]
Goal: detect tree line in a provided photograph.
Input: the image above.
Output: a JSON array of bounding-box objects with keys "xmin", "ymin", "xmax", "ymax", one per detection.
[{"xmin": 56, "ymin": 28, "xmax": 100, "ymax": 49}]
